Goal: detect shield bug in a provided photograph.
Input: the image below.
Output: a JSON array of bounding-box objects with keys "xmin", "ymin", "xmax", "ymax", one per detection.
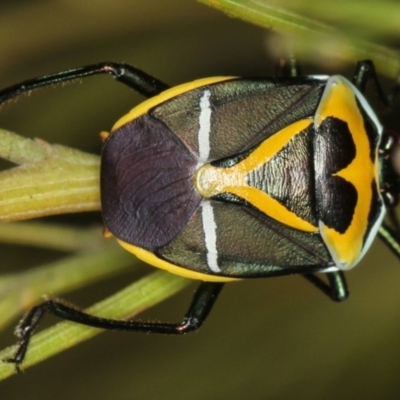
[{"xmin": 1, "ymin": 60, "xmax": 399, "ymax": 372}]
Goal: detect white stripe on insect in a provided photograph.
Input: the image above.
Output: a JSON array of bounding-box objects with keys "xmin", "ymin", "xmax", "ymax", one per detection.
[
  {"xmin": 198, "ymin": 90, "xmax": 220, "ymax": 272},
  {"xmin": 198, "ymin": 89, "xmax": 212, "ymax": 162},
  {"xmin": 201, "ymin": 200, "xmax": 221, "ymax": 273}
]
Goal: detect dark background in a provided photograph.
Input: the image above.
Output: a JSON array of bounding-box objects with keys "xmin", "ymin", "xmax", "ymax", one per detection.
[{"xmin": 1, "ymin": 1, "xmax": 400, "ymax": 399}]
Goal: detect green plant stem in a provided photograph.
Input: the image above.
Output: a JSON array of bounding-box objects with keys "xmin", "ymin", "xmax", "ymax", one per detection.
[{"xmin": 0, "ymin": 129, "xmax": 100, "ymax": 222}]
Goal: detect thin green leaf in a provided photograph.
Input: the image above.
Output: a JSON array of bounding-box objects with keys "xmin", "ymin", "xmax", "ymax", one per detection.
[
  {"xmin": 0, "ymin": 222, "xmax": 102, "ymax": 251},
  {"xmin": 0, "ymin": 240, "xmax": 136, "ymax": 331},
  {"xmin": 198, "ymin": 0, "xmax": 400, "ymax": 79}
]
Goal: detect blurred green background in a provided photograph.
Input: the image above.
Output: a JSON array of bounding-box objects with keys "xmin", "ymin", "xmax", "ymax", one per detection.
[{"xmin": 1, "ymin": 1, "xmax": 400, "ymax": 399}]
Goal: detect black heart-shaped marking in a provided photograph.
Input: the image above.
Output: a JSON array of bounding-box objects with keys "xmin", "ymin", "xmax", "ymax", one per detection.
[{"xmin": 314, "ymin": 117, "xmax": 357, "ymax": 234}]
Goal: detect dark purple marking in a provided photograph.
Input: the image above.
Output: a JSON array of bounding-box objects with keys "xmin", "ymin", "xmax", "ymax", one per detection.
[{"xmin": 101, "ymin": 114, "xmax": 202, "ymax": 249}]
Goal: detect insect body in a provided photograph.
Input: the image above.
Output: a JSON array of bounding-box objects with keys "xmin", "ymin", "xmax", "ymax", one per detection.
[
  {"xmin": 1, "ymin": 60, "xmax": 399, "ymax": 372},
  {"xmin": 102, "ymin": 74, "xmax": 384, "ymax": 278}
]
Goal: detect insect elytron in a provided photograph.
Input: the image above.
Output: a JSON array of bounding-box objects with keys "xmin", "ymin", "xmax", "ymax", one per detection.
[{"xmin": 1, "ymin": 59, "xmax": 400, "ymax": 372}]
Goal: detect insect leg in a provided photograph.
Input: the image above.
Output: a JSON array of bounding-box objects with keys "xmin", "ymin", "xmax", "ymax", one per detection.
[
  {"xmin": 0, "ymin": 62, "xmax": 169, "ymax": 105},
  {"xmin": 276, "ymin": 46, "xmax": 301, "ymax": 78},
  {"xmin": 379, "ymin": 221, "xmax": 400, "ymax": 261},
  {"xmin": 353, "ymin": 60, "xmax": 400, "ymax": 105},
  {"xmin": 302, "ymin": 271, "xmax": 349, "ymax": 302},
  {"xmin": 3, "ymin": 281, "xmax": 224, "ymax": 373}
]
